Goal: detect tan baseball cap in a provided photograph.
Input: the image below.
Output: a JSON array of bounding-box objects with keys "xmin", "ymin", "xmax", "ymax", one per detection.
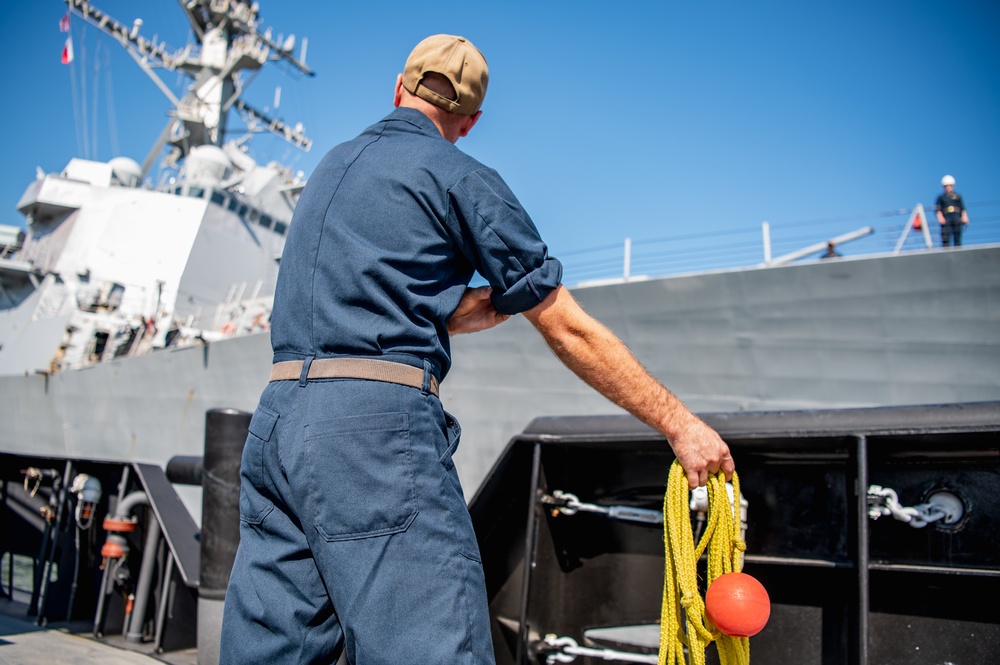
[{"xmin": 402, "ymin": 34, "xmax": 489, "ymax": 116}]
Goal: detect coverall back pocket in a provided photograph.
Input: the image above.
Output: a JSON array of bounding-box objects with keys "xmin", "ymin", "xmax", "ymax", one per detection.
[{"xmin": 304, "ymin": 411, "xmax": 417, "ymax": 541}]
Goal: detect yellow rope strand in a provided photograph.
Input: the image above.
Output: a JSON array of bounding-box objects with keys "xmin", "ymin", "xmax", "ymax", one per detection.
[{"xmin": 658, "ymin": 460, "xmax": 751, "ymax": 665}]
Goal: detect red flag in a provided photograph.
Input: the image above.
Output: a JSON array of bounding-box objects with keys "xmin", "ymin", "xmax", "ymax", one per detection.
[
  {"xmin": 912, "ymin": 214, "xmax": 922, "ymax": 230},
  {"xmin": 59, "ymin": 12, "xmax": 70, "ymax": 33},
  {"xmin": 61, "ymin": 36, "xmax": 74, "ymax": 64}
]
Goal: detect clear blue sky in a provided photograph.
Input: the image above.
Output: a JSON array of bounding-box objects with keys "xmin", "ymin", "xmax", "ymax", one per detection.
[{"xmin": 3, "ymin": 1, "xmax": 998, "ymax": 280}]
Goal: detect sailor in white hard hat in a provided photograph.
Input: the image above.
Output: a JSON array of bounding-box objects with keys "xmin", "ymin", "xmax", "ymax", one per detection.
[{"xmin": 935, "ymin": 175, "xmax": 969, "ymax": 247}]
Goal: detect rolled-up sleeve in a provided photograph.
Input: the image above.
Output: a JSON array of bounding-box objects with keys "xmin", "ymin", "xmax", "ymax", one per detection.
[{"xmin": 450, "ymin": 168, "xmax": 563, "ymax": 315}]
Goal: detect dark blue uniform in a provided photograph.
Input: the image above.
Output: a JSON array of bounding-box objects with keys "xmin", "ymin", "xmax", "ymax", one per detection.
[
  {"xmin": 221, "ymin": 107, "xmax": 561, "ymax": 664},
  {"xmin": 271, "ymin": 107, "xmax": 561, "ymax": 378},
  {"xmin": 936, "ymin": 190, "xmax": 967, "ymax": 246}
]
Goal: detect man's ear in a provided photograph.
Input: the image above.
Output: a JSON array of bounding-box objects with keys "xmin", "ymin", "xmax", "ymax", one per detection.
[
  {"xmin": 393, "ymin": 74, "xmax": 404, "ymax": 108},
  {"xmin": 458, "ymin": 110, "xmax": 482, "ymax": 138}
]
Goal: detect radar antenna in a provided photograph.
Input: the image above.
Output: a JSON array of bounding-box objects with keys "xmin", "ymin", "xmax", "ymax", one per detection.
[{"xmin": 64, "ymin": 0, "xmax": 314, "ymax": 176}]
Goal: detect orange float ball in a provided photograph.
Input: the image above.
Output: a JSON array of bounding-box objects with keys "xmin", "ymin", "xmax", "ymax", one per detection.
[{"xmin": 705, "ymin": 572, "xmax": 771, "ymax": 637}]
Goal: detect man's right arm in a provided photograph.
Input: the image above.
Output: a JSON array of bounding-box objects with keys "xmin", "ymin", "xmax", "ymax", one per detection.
[{"xmin": 522, "ymin": 285, "xmax": 734, "ymax": 489}]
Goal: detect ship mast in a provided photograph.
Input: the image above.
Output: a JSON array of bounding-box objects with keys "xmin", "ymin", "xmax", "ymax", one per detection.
[{"xmin": 64, "ymin": 0, "xmax": 314, "ymax": 177}]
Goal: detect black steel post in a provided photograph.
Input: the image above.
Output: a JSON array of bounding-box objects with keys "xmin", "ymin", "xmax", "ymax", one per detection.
[
  {"xmin": 854, "ymin": 434, "xmax": 870, "ymax": 665},
  {"xmin": 197, "ymin": 408, "xmax": 251, "ymax": 665},
  {"xmin": 516, "ymin": 443, "xmax": 543, "ymax": 665}
]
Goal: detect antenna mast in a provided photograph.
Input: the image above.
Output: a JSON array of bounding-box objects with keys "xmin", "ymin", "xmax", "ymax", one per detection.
[{"xmin": 64, "ymin": 0, "xmax": 313, "ymax": 174}]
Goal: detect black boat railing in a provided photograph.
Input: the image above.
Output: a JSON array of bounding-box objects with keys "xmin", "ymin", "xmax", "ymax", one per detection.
[{"xmin": 470, "ymin": 401, "xmax": 1000, "ymax": 665}]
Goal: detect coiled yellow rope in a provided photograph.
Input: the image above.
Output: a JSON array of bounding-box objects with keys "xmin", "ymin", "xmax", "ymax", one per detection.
[{"xmin": 657, "ymin": 460, "xmax": 750, "ymax": 665}]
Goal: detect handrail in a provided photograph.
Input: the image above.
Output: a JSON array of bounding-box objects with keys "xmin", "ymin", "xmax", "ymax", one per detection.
[{"xmin": 558, "ymin": 200, "xmax": 1000, "ymax": 286}]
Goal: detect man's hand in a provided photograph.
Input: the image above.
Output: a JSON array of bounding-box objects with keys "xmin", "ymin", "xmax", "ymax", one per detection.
[
  {"xmin": 664, "ymin": 411, "xmax": 735, "ymax": 490},
  {"xmin": 448, "ymin": 286, "xmax": 510, "ymax": 335}
]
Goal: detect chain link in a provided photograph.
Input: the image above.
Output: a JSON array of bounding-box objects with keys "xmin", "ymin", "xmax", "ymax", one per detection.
[{"xmin": 867, "ymin": 485, "xmax": 958, "ymax": 528}]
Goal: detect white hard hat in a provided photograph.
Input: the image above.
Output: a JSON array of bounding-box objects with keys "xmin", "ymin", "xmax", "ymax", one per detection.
[{"xmin": 941, "ymin": 175, "xmax": 955, "ymax": 186}]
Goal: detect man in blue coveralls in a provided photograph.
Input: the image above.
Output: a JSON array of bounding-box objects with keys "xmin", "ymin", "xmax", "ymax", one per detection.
[
  {"xmin": 220, "ymin": 34, "xmax": 735, "ymax": 664},
  {"xmin": 935, "ymin": 174, "xmax": 969, "ymax": 247}
]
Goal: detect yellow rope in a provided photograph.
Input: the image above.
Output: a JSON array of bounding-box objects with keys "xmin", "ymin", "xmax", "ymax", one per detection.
[{"xmin": 658, "ymin": 460, "xmax": 750, "ymax": 665}]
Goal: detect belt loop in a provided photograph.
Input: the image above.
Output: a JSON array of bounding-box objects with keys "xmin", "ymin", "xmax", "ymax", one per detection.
[
  {"xmin": 421, "ymin": 359, "xmax": 433, "ymax": 395},
  {"xmin": 298, "ymin": 357, "xmax": 314, "ymax": 387}
]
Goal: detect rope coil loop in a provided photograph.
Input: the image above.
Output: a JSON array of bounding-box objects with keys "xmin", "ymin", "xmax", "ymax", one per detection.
[{"xmin": 658, "ymin": 460, "xmax": 750, "ymax": 665}]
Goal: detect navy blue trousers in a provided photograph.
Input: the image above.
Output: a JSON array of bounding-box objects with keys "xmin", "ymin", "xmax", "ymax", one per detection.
[
  {"xmin": 219, "ymin": 375, "xmax": 494, "ymax": 664},
  {"xmin": 941, "ymin": 220, "xmax": 964, "ymax": 246}
]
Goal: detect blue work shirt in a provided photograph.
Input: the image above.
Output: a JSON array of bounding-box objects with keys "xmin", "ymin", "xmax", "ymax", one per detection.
[
  {"xmin": 270, "ymin": 107, "xmax": 563, "ymax": 381},
  {"xmin": 936, "ymin": 191, "xmax": 966, "ymax": 222}
]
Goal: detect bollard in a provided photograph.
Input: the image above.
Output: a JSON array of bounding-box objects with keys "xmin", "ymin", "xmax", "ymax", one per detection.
[
  {"xmin": 197, "ymin": 408, "xmax": 251, "ymax": 665},
  {"xmin": 166, "ymin": 456, "xmax": 204, "ymax": 487}
]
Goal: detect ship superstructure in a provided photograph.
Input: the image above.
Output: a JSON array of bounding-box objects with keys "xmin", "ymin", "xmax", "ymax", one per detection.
[{"xmin": 0, "ymin": 0, "xmax": 313, "ymax": 377}]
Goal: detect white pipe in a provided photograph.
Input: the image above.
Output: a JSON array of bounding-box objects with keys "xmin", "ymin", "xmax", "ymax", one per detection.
[
  {"xmin": 770, "ymin": 226, "xmax": 874, "ymax": 266},
  {"xmin": 623, "ymin": 237, "xmax": 631, "ymax": 281}
]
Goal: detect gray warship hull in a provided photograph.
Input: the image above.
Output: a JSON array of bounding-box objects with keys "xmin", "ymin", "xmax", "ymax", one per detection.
[{"xmin": 2, "ymin": 244, "xmax": 997, "ymax": 507}]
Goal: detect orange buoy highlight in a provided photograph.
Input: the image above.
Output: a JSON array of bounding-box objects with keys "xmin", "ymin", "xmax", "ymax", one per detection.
[{"xmin": 705, "ymin": 571, "xmax": 771, "ymax": 638}]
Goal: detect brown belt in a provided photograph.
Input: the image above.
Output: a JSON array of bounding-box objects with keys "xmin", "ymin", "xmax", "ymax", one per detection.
[{"xmin": 268, "ymin": 358, "xmax": 439, "ymax": 396}]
